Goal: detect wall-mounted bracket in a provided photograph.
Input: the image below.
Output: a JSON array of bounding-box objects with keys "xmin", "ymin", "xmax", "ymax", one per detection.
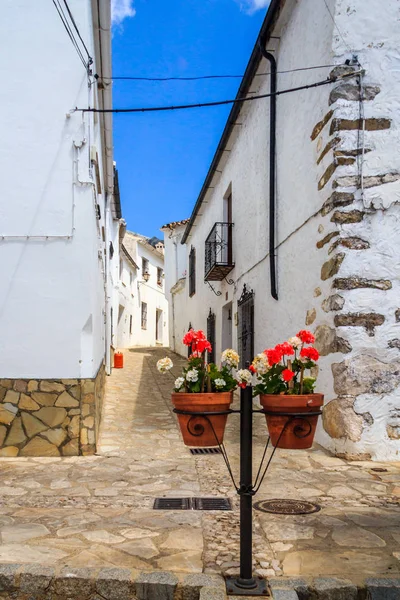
[{"xmin": 205, "ymin": 281, "xmax": 222, "ymax": 296}]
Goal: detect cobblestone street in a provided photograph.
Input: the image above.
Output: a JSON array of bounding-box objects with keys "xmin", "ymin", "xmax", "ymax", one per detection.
[{"xmin": 0, "ymin": 348, "xmax": 400, "ymax": 586}]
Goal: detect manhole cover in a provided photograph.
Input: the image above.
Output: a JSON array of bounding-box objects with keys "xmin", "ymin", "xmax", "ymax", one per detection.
[{"xmin": 254, "ymin": 499, "xmax": 321, "ymax": 515}]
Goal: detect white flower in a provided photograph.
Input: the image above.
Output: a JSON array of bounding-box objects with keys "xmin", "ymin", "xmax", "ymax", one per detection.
[
  {"xmin": 174, "ymin": 377, "xmax": 185, "ymax": 390},
  {"xmin": 221, "ymin": 349, "xmax": 240, "ymax": 368},
  {"xmin": 288, "ymin": 336, "xmax": 302, "ymax": 349},
  {"xmin": 235, "ymin": 369, "xmax": 253, "ymax": 386},
  {"xmin": 214, "ymin": 378, "xmax": 226, "ymax": 389},
  {"xmin": 252, "ymin": 353, "xmax": 270, "ymax": 375},
  {"xmin": 157, "ymin": 357, "xmax": 173, "ymax": 373},
  {"xmin": 186, "ymin": 368, "xmax": 199, "ymax": 382}
]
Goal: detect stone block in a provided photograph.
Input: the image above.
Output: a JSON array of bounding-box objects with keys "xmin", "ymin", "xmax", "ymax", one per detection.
[
  {"xmin": 34, "ymin": 407, "xmax": 67, "ymax": 427},
  {"xmin": 314, "ymin": 325, "xmax": 351, "ymax": 356},
  {"xmin": 332, "ymin": 355, "xmax": 400, "ymax": 396},
  {"xmin": 183, "ymin": 573, "xmax": 225, "ymax": 600},
  {"xmin": 61, "ymin": 438, "xmax": 80, "ymax": 456},
  {"xmin": 305, "ymin": 308, "xmax": 316, "ymax": 325},
  {"xmin": 69, "ymin": 384, "xmax": 81, "ymax": 400},
  {"xmin": 96, "ymin": 567, "xmax": 134, "ymax": 600},
  {"xmin": 19, "ymin": 565, "xmax": 55, "ymax": 594},
  {"xmin": 41, "ymin": 428, "xmax": 68, "ymax": 447},
  {"xmin": 329, "ymin": 236, "xmax": 370, "ymax": 253},
  {"xmin": 4, "ymin": 390, "xmax": 20, "ymax": 404},
  {"xmin": 27, "ymin": 380, "xmax": 39, "ymax": 392},
  {"xmin": 323, "ymin": 398, "xmax": 363, "ymax": 442},
  {"xmin": 365, "ymin": 577, "xmax": 400, "ymax": 599},
  {"xmin": 136, "ymin": 571, "xmax": 178, "ymax": 600},
  {"xmin": 334, "ymin": 312, "xmax": 385, "ymax": 336},
  {"xmin": 19, "ymin": 394, "xmax": 40, "ymax": 411},
  {"xmin": 0, "ymin": 403, "xmax": 17, "ymax": 425},
  {"xmin": 0, "ymin": 425, "xmax": 6, "ymax": 446},
  {"xmin": 311, "ymin": 110, "xmax": 334, "ymax": 140},
  {"xmin": 0, "ymin": 564, "xmax": 21, "ymax": 591},
  {"xmin": 269, "ymin": 578, "xmax": 309, "ymax": 596},
  {"xmin": 4, "ymin": 416, "xmax": 26, "ymax": 446},
  {"xmin": 0, "ymin": 446, "xmax": 19, "ymax": 456},
  {"xmin": 329, "ymin": 83, "xmax": 380, "ymax": 104},
  {"xmin": 331, "ymin": 210, "xmax": 364, "ymax": 224},
  {"xmin": 321, "ymin": 253, "xmax": 345, "ymax": 281},
  {"xmin": 318, "ymin": 162, "xmax": 337, "ymax": 190},
  {"xmin": 21, "ymin": 412, "xmax": 48, "ymax": 437},
  {"xmin": 199, "ymin": 587, "xmax": 227, "ymax": 600},
  {"xmin": 333, "ymin": 277, "xmax": 391, "ymax": 291},
  {"xmin": 322, "ymin": 295, "xmax": 345, "ymax": 313},
  {"xmin": 20, "ymin": 437, "xmax": 60, "ymax": 457},
  {"xmin": 53, "ymin": 567, "xmax": 96, "ymax": 599},
  {"xmin": 312, "ymin": 577, "xmax": 357, "ymax": 599},
  {"xmin": 56, "ymin": 391, "xmax": 79, "ymax": 408},
  {"xmin": 82, "ymin": 380, "xmax": 95, "ymax": 395},
  {"xmin": 330, "ymin": 117, "xmax": 391, "ymax": 135},
  {"xmin": 31, "ymin": 392, "xmax": 58, "ymax": 406},
  {"xmin": 316, "ymin": 231, "xmax": 339, "ymax": 249},
  {"xmin": 68, "ymin": 414, "xmax": 80, "ymax": 438},
  {"xmin": 40, "ymin": 381, "xmax": 65, "ymax": 393},
  {"xmin": 270, "ymin": 589, "xmax": 299, "ymax": 600},
  {"xmin": 0, "ymin": 380, "xmax": 13, "ymax": 389}
]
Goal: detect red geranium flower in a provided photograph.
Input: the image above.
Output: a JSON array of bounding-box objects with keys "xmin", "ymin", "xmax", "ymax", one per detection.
[
  {"xmin": 265, "ymin": 346, "xmax": 283, "ymax": 366},
  {"xmin": 296, "ymin": 330, "xmax": 315, "ymax": 344},
  {"xmin": 276, "ymin": 342, "xmax": 295, "ymax": 356},
  {"xmin": 282, "ymin": 369, "xmax": 295, "ymax": 382},
  {"xmin": 183, "ymin": 329, "xmax": 196, "ymax": 346},
  {"xmin": 197, "ymin": 339, "xmax": 212, "ymax": 353},
  {"xmin": 249, "ymin": 365, "xmax": 256, "ymax": 374},
  {"xmin": 300, "ymin": 347, "xmax": 319, "ymax": 361},
  {"xmin": 238, "ymin": 382, "xmax": 247, "ymax": 389}
]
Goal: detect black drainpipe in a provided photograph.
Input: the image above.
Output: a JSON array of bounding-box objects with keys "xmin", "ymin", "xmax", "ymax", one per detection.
[{"xmin": 259, "ymin": 43, "xmax": 278, "ymax": 300}]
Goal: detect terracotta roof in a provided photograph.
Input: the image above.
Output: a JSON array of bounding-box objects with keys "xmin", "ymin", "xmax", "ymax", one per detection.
[{"xmin": 161, "ymin": 219, "xmax": 190, "ymax": 229}]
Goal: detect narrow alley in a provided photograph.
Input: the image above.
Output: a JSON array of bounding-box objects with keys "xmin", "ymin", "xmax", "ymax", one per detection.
[{"xmin": 0, "ymin": 348, "xmax": 399, "ymax": 590}]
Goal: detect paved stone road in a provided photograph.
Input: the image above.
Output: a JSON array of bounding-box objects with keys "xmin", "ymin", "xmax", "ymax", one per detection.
[{"xmin": 0, "ymin": 347, "xmax": 399, "ymax": 585}]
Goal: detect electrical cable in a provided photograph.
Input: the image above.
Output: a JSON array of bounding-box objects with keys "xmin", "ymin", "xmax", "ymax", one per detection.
[
  {"xmin": 103, "ymin": 63, "xmax": 341, "ymax": 82},
  {"xmin": 62, "ymin": 0, "xmax": 93, "ymax": 64},
  {"xmin": 52, "ymin": 0, "xmax": 89, "ymax": 70},
  {"xmin": 323, "ymin": 0, "xmax": 353, "ymax": 53},
  {"xmin": 75, "ymin": 70, "xmax": 362, "ymax": 114}
]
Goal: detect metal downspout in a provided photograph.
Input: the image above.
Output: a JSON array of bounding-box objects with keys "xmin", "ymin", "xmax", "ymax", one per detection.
[{"xmin": 259, "ymin": 44, "xmax": 278, "ymax": 300}]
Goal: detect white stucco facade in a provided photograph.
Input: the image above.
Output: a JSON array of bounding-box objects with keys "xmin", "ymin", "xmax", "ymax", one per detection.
[
  {"xmin": 165, "ymin": 0, "xmax": 400, "ymax": 460},
  {"xmin": 117, "ymin": 232, "xmax": 169, "ymax": 348},
  {"xmin": 0, "ymin": 0, "xmax": 121, "ymax": 379}
]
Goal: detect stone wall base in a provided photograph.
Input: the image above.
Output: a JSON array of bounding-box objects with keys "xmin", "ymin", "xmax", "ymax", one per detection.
[{"xmin": 0, "ymin": 364, "xmax": 105, "ymax": 457}]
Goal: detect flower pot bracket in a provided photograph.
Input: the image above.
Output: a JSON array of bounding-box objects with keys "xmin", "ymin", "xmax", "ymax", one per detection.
[{"xmin": 172, "ymin": 406, "xmax": 323, "ymax": 496}]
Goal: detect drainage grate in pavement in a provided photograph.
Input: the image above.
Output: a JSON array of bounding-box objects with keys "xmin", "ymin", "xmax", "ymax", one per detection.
[
  {"xmin": 193, "ymin": 497, "xmax": 232, "ymax": 511},
  {"xmin": 153, "ymin": 497, "xmax": 191, "ymax": 510},
  {"xmin": 190, "ymin": 447, "xmax": 222, "ymax": 455},
  {"xmin": 153, "ymin": 497, "xmax": 232, "ymax": 511},
  {"xmin": 254, "ymin": 498, "xmax": 321, "ymax": 515}
]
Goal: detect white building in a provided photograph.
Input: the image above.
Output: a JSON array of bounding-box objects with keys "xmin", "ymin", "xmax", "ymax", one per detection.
[
  {"xmin": 163, "ymin": 0, "xmax": 400, "ymax": 461},
  {"xmin": 117, "ymin": 232, "xmax": 169, "ymax": 348},
  {"xmin": 0, "ymin": 0, "xmax": 122, "ymax": 457}
]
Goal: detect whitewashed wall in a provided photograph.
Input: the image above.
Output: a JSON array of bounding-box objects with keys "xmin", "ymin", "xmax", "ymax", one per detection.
[
  {"xmin": 0, "ymin": 0, "xmax": 114, "ymax": 378},
  {"xmin": 170, "ymin": 0, "xmax": 400, "ymax": 459},
  {"xmin": 116, "ymin": 252, "xmax": 137, "ymax": 348},
  {"xmin": 119, "ymin": 234, "xmax": 169, "ymax": 348}
]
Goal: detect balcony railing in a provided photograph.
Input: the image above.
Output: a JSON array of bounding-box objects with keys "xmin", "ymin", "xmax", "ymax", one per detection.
[{"xmin": 204, "ymin": 222, "xmax": 234, "ymax": 281}]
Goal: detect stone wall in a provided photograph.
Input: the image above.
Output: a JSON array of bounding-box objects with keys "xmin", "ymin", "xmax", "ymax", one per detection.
[
  {"xmin": 311, "ymin": 44, "xmax": 400, "ymax": 459},
  {"xmin": 0, "ymin": 363, "xmax": 105, "ymax": 457}
]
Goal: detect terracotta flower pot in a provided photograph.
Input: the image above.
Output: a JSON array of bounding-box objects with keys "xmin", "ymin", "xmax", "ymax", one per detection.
[
  {"xmin": 172, "ymin": 392, "xmax": 233, "ymax": 447},
  {"xmin": 259, "ymin": 393, "xmax": 324, "ymax": 449}
]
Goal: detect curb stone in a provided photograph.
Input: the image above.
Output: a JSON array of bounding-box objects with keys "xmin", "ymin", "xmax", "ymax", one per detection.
[
  {"xmin": 270, "ymin": 589, "xmax": 299, "ymax": 600},
  {"xmin": 199, "ymin": 587, "xmax": 227, "ymax": 600},
  {"xmin": 365, "ymin": 577, "xmax": 400, "ymax": 600},
  {"xmin": 183, "ymin": 574, "xmax": 225, "ymax": 600},
  {"xmin": 136, "ymin": 571, "xmax": 178, "ymax": 600},
  {"xmin": 311, "ymin": 577, "xmax": 358, "ymax": 600}
]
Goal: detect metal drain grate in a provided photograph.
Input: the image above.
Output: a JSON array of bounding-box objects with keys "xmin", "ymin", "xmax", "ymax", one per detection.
[
  {"xmin": 190, "ymin": 447, "xmax": 222, "ymax": 455},
  {"xmin": 254, "ymin": 498, "xmax": 321, "ymax": 515},
  {"xmin": 193, "ymin": 497, "xmax": 232, "ymax": 511},
  {"xmin": 153, "ymin": 497, "xmax": 191, "ymax": 510},
  {"xmin": 153, "ymin": 497, "xmax": 232, "ymax": 511}
]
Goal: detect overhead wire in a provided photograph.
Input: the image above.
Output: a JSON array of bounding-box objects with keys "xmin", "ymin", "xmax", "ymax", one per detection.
[
  {"xmin": 62, "ymin": 0, "xmax": 93, "ymax": 63},
  {"xmin": 75, "ymin": 70, "xmax": 362, "ymax": 114},
  {"xmin": 103, "ymin": 63, "xmax": 341, "ymax": 82},
  {"xmin": 323, "ymin": 0, "xmax": 353, "ymax": 53},
  {"xmin": 52, "ymin": 0, "xmax": 91, "ymax": 71}
]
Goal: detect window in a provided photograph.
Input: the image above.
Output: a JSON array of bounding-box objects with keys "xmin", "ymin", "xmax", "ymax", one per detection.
[
  {"xmin": 142, "ymin": 258, "xmax": 149, "ymax": 279},
  {"xmin": 129, "ymin": 315, "xmax": 133, "ymax": 335},
  {"xmin": 119, "ymin": 259, "xmax": 123, "ymax": 278},
  {"xmin": 141, "ymin": 302, "xmax": 148, "ymax": 329},
  {"xmin": 157, "ymin": 267, "xmax": 163, "ymax": 286},
  {"xmin": 189, "ymin": 246, "xmax": 196, "ymax": 297}
]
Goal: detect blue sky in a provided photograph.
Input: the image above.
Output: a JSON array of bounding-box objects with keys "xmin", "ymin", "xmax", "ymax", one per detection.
[{"xmin": 111, "ymin": 0, "xmax": 268, "ymax": 237}]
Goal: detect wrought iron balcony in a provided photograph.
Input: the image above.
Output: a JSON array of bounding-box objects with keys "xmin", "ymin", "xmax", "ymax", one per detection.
[{"xmin": 204, "ymin": 222, "xmax": 234, "ymax": 281}]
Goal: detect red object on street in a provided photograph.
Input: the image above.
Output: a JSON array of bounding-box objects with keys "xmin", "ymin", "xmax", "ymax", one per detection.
[{"xmin": 114, "ymin": 352, "xmax": 124, "ymax": 369}]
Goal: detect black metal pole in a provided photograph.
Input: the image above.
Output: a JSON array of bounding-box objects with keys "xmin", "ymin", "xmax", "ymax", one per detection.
[{"xmin": 236, "ymin": 383, "xmax": 257, "ymax": 590}]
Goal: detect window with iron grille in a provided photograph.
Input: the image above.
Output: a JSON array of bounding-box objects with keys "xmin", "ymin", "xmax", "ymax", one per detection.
[
  {"xmin": 238, "ymin": 284, "xmax": 254, "ymax": 368},
  {"xmin": 141, "ymin": 302, "xmax": 148, "ymax": 330},
  {"xmin": 157, "ymin": 267, "xmax": 163, "ymax": 286},
  {"xmin": 207, "ymin": 309, "xmax": 216, "ymax": 364},
  {"xmin": 189, "ymin": 246, "xmax": 196, "ymax": 297}
]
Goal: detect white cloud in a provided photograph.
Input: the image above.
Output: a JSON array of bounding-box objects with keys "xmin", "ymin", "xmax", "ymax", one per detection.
[
  {"xmin": 238, "ymin": 0, "xmax": 270, "ymax": 13},
  {"xmin": 111, "ymin": 0, "xmax": 136, "ymax": 27}
]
